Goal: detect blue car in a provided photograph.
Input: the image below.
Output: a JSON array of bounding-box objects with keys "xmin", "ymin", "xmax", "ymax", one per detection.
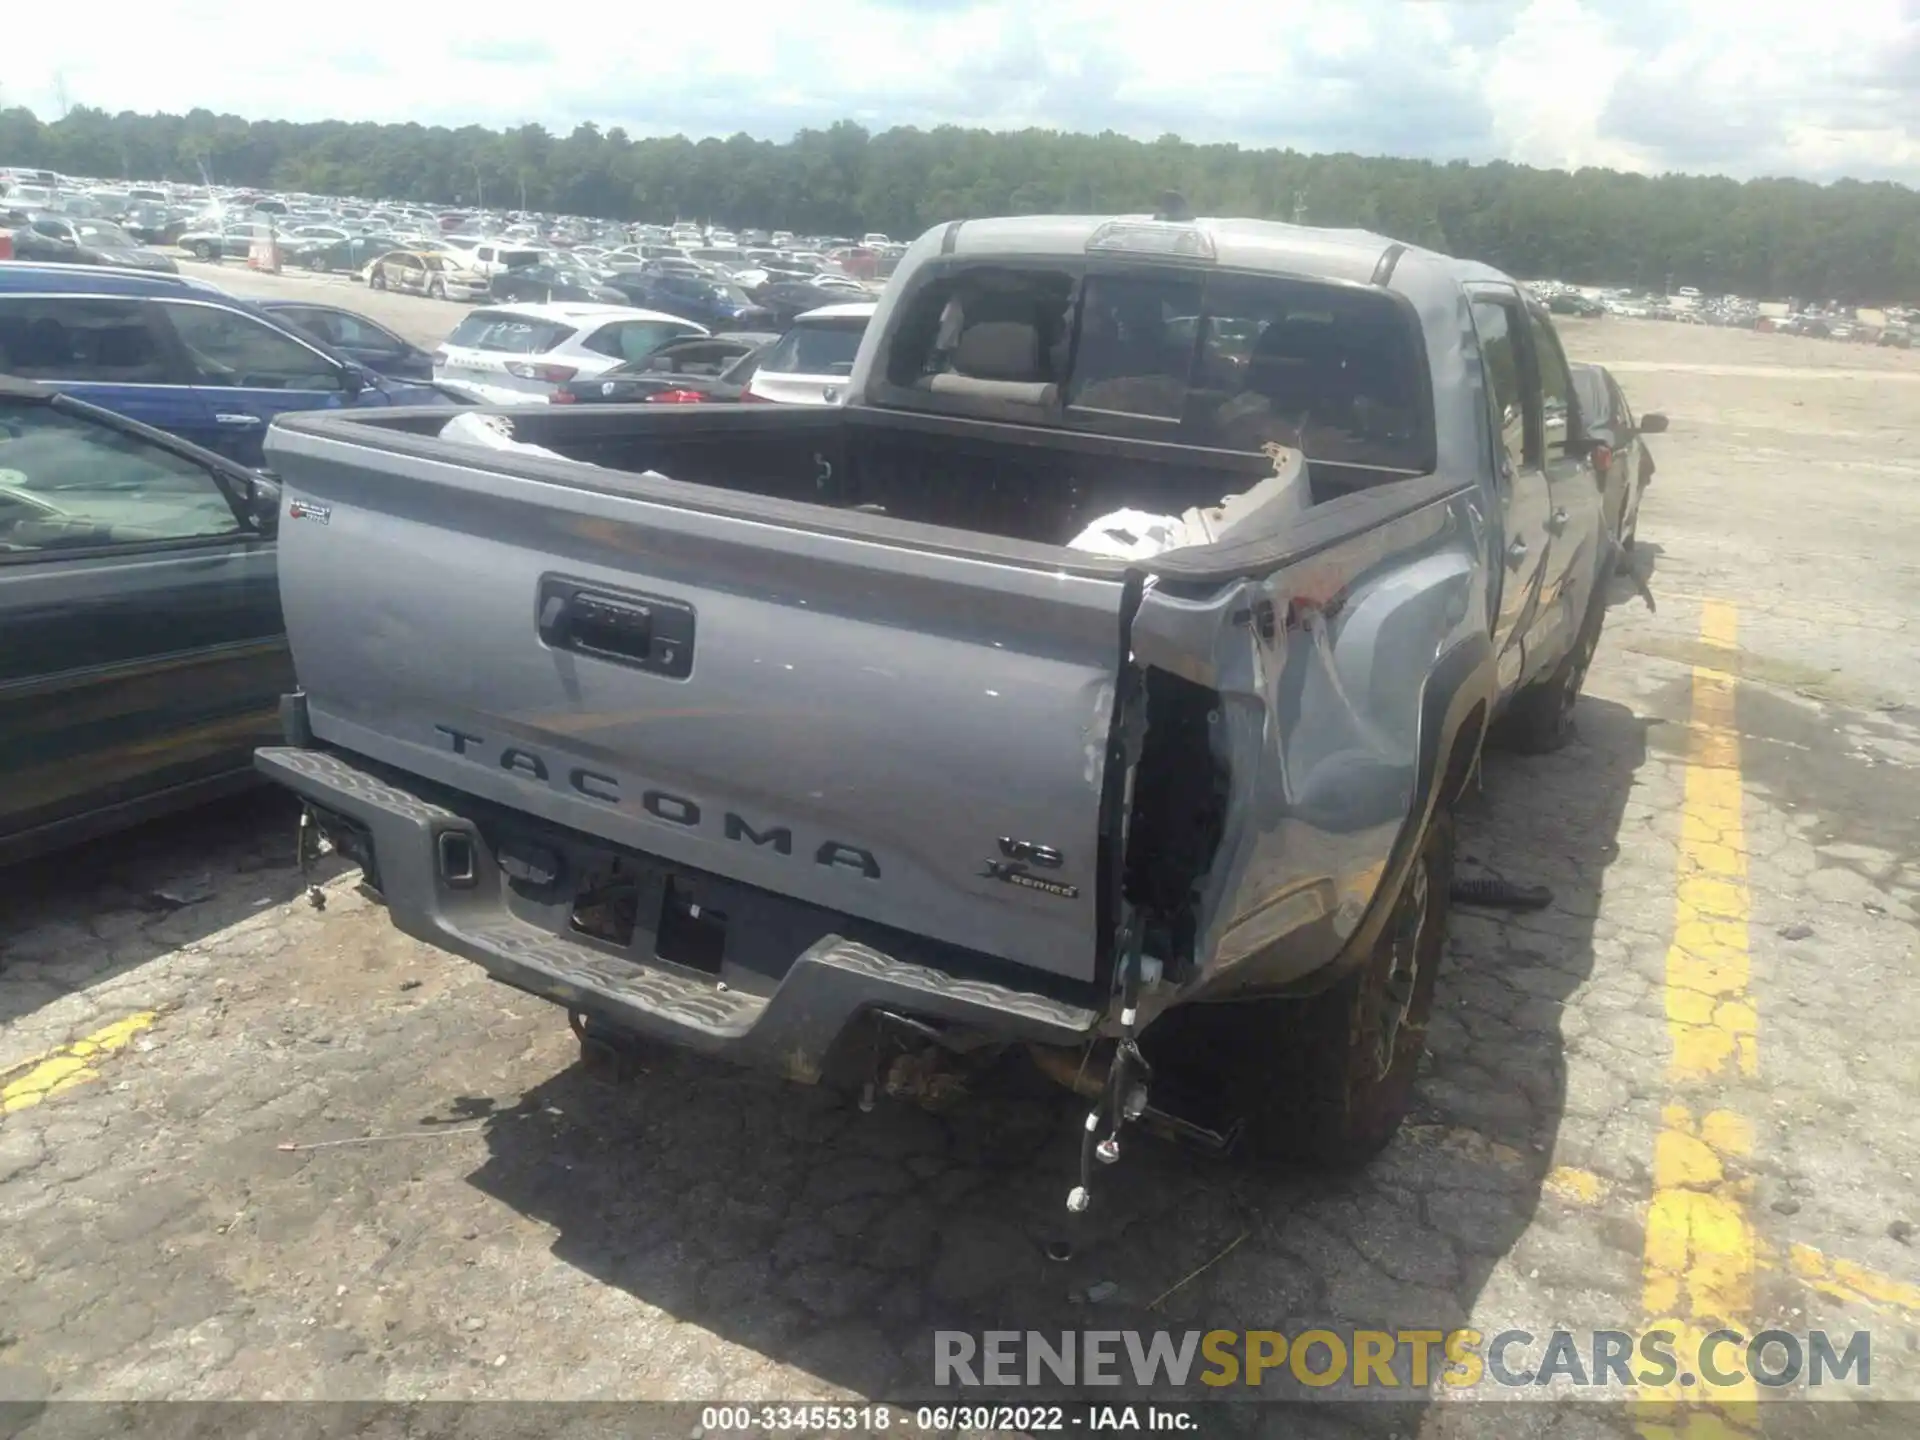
[
  {"xmin": 254, "ymin": 299, "xmax": 437, "ymax": 383},
  {"xmin": 601, "ymin": 266, "xmax": 776, "ymax": 332},
  {"xmin": 0, "ymin": 263, "xmax": 448, "ymax": 466}
]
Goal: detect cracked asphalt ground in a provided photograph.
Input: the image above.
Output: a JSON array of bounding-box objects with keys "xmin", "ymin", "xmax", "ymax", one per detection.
[{"xmin": 3, "ymin": 312, "xmax": 1919, "ymax": 1436}]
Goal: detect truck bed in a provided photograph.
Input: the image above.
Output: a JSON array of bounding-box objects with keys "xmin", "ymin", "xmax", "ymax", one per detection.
[{"xmin": 352, "ymin": 402, "xmax": 1404, "ymax": 553}]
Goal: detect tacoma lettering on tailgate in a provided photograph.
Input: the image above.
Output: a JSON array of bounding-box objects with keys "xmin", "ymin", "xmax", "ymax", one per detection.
[{"xmin": 432, "ymin": 724, "xmax": 882, "ymax": 879}]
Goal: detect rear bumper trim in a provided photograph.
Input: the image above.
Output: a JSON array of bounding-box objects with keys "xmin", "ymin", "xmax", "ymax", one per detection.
[{"xmin": 255, "ymin": 745, "xmax": 1099, "ymax": 1079}]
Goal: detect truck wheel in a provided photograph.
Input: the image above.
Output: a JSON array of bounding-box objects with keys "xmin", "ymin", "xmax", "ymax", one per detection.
[
  {"xmin": 1200, "ymin": 812, "xmax": 1454, "ymax": 1168},
  {"xmin": 1498, "ymin": 592, "xmax": 1605, "ymax": 754}
]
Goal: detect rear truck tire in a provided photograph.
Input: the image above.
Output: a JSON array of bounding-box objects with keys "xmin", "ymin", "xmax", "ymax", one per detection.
[
  {"xmin": 429, "ymin": 278, "xmax": 446, "ymax": 299},
  {"xmin": 1498, "ymin": 586, "xmax": 1606, "ymax": 754},
  {"xmin": 1148, "ymin": 811, "xmax": 1455, "ymax": 1169}
]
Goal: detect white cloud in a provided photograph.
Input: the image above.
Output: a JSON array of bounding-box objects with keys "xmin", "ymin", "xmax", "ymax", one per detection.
[{"xmin": 6, "ymin": 0, "xmax": 1918, "ymax": 182}]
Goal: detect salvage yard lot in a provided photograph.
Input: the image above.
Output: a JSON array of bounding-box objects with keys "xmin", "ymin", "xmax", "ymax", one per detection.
[{"xmin": 3, "ymin": 298, "xmax": 1919, "ymax": 1426}]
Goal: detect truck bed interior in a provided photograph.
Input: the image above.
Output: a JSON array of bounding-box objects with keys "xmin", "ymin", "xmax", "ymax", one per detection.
[{"xmin": 382, "ymin": 405, "xmax": 1414, "ymax": 550}]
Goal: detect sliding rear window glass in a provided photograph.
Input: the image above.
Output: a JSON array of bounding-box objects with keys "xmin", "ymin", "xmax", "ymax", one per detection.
[
  {"xmin": 1185, "ymin": 273, "xmax": 1427, "ymax": 468},
  {"xmin": 885, "ymin": 264, "xmax": 1430, "ymax": 470},
  {"xmin": 1067, "ymin": 272, "xmax": 1204, "ymax": 419},
  {"xmin": 884, "ymin": 267, "xmax": 1076, "ymax": 388}
]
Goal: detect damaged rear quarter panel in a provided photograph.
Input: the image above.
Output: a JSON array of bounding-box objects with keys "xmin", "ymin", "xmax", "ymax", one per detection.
[{"xmin": 1129, "ymin": 481, "xmax": 1490, "ymax": 1000}]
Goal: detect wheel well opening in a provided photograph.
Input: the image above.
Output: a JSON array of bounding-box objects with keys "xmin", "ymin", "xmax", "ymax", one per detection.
[
  {"xmin": 1440, "ymin": 701, "xmax": 1487, "ymax": 807},
  {"xmin": 1124, "ymin": 668, "xmax": 1229, "ymax": 979}
]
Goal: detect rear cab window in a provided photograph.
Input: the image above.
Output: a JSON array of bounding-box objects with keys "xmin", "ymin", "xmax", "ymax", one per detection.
[
  {"xmin": 876, "ymin": 262, "xmax": 1433, "ymax": 472},
  {"xmin": 443, "ymin": 312, "xmax": 576, "ymax": 355}
]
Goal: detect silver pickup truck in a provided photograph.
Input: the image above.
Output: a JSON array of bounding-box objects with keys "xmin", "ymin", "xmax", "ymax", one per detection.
[{"xmin": 255, "ymin": 214, "xmax": 1611, "ymax": 1198}]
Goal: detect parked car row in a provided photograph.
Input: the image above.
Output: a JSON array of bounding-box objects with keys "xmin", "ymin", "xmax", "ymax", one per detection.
[
  {"xmin": 0, "ymin": 263, "xmax": 451, "ymax": 465},
  {"xmin": 1527, "ymin": 278, "xmax": 1920, "ymax": 342},
  {"xmin": 0, "ymin": 254, "xmax": 890, "ymax": 864},
  {"xmin": 2, "ymin": 210, "xmax": 179, "ymax": 273},
  {"xmin": 431, "ymin": 303, "xmax": 707, "ymax": 405},
  {"xmin": 549, "ymin": 332, "xmax": 773, "ymax": 405},
  {"xmin": 545, "ymin": 301, "xmax": 875, "ymax": 408},
  {"xmin": 0, "ymin": 260, "xmax": 881, "ymax": 448}
]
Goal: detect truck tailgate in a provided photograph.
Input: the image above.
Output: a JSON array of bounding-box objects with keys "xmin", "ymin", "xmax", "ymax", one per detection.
[{"xmin": 265, "ymin": 421, "xmax": 1127, "ymax": 984}]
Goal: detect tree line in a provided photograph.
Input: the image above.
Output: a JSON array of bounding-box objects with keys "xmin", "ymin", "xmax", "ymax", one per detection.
[{"xmin": 5, "ymin": 104, "xmax": 1918, "ymax": 301}]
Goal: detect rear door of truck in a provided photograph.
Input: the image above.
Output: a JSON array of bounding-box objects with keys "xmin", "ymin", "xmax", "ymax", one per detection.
[{"xmin": 264, "ymin": 411, "xmax": 1130, "ymax": 986}]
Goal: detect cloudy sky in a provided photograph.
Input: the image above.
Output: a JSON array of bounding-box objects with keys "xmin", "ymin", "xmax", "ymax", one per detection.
[{"xmin": 9, "ymin": 0, "xmax": 1920, "ymax": 184}]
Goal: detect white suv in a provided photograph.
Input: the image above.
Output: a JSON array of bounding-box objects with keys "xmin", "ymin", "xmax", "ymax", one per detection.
[
  {"xmin": 433, "ymin": 303, "xmax": 708, "ymax": 403},
  {"xmin": 744, "ymin": 302, "xmax": 875, "ymax": 406},
  {"xmin": 443, "ymin": 239, "xmax": 548, "ymax": 279}
]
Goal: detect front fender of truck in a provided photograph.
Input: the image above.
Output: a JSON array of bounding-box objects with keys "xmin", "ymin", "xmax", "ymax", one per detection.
[{"xmin": 1125, "ymin": 477, "xmax": 1496, "ymax": 1012}]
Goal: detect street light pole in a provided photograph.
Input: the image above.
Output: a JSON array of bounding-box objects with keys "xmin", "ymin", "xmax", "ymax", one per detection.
[{"xmin": 473, "ymin": 163, "xmax": 484, "ymax": 210}]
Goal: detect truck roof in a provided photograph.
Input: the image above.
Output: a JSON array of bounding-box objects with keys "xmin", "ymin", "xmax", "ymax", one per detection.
[{"xmin": 932, "ymin": 214, "xmax": 1507, "ymax": 291}]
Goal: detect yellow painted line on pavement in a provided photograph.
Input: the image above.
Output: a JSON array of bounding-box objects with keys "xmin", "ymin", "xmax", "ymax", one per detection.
[
  {"xmin": 1545, "ymin": 1165, "xmax": 1610, "ymax": 1207},
  {"xmin": 0, "ymin": 1012, "xmax": 157, "ymax": 1115},
  {"xmin": 1637, "ymin": 600, "xmax": 1759, "ymax": 1437},
  {"xmin": 1790, "ymin": 1243, "xmax": 1920, "ymax": 1323},
  {"xmin": 1665, "ymin": 601, "xmax": 1756, "ymax": 1082}
]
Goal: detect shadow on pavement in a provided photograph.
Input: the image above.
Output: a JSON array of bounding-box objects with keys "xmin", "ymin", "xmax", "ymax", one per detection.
[
  {"xmin": 0, "ymin": 787, "xmax": 310, "ymax": 1030},
  {"xmin": 465, "ymin": 695, "xmax": 1651, "ymax": 1419},
  {"xmin": 1608, "ymin": 538, "xmax": 1664, "ymax": 607}
]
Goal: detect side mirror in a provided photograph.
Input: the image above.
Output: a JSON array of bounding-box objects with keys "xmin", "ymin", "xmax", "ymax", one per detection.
[
  {"xmin": 246, "ymin": 473, "xmax": 281, "ymax": 537},
  {"xmin": 1638, "ymin": 412, "xmax": 1669, "ymax": 434},
  {"xmin": 339, "ymin": 365, "xmax": 366, "ymax": 399}
]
